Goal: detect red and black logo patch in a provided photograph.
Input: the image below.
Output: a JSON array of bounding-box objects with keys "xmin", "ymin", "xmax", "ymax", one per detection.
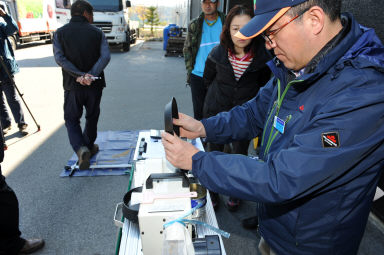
[{"xmin": 322, "ymin": 132, "xmax": 340, "ymax": 148}]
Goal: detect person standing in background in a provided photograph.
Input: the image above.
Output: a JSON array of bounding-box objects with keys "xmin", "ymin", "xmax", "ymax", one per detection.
[
  {"xmin": 202, "ymin": 5, "xmax": 271, "ymax": 211},
  {"xmin": 183, "ymin": 0, "xmax": 225, "ymax": 121},
  {"xmin": 53, "ymin": 0, "xmax": 110, "ymax": 170},
  {"xmin": 0, "ymin": 6, "xmax": 28, "ymax": 136}
]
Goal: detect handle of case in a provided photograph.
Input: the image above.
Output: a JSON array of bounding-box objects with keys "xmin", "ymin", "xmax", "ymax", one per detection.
[{"xmin": 145, "ymin": 172, "xmax": 189, "ymax": 189}]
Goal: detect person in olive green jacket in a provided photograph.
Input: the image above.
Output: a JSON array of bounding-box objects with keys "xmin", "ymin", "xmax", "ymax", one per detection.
[{"xmin": 183, "ymin": 0, "xmax": 225, "ymax": 121}]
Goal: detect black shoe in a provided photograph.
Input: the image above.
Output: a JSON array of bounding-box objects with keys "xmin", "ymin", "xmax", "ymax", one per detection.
[
  {"xmin": 18, "ymin": 124, "xmax": 28, "ymax": 136},
  {"xmin": 19, "ymin": 238, "xmax": 45, "ymax": 254},
  {"xmin": 2, "ymin": 125, "xmax": 11, "ymax": 134},
  {"xmin": 226, "ymin": 197, "xmax": 240, "ymax": 212},
  {"xmin": 90, "ymin": 144, "xmax": 99, "ymax": 157},
  {"xmin": 76, "ymin": 146, "xmax": 91, "ymax": 170},
  {"xmin": 210, "ymin": 191, "xmax": 219, "ymax": 211},
  {"xmin": 242, "ymin": 216, "xmax": 258, "ymax": 229}
]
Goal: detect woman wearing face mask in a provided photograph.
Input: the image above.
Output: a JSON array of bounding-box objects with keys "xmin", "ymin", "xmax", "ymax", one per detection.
[{"xmin": 202, "ymin": 5, "xmax": 271, "ymax": 214}]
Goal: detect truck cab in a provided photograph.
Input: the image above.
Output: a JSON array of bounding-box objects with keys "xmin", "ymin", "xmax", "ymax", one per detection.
[
  {"xmin": 92, "ymin": 0, "xmax": 137, "ymax": 52},
  {"xmin": 55, "ymin": 0, "xmax": 137, "ymax": 52}
]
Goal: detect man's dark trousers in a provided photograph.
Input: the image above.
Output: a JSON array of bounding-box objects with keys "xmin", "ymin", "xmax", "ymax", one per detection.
[
  {"xmin": 0, "ymin": 167, "xmax": 25, "ymax": 255},
  {"xmin": 190, "ymin": 73, "xmax": 207, "ymax": 121},
  {"xmin": 0, "ymin": 77, "xmax": 25, "ymax": 128},
  {"xmin": 64, "ymin": 87, "xmax": 103, "ymax": 153}
]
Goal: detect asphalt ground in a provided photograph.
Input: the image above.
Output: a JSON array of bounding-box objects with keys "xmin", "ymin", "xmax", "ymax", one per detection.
[{"xmin": 2, "ymin": 40, "xmax": 383, "ymax": 254}]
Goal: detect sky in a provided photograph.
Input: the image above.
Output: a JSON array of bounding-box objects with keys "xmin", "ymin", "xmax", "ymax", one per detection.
[{"xmin": 131, "ymin": 0, "xmax": 182, "ymax": 7}]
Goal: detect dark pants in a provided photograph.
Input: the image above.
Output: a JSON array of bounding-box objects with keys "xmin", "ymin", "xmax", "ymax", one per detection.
[
  {"xmin": 0, "ymin": 77, "xmax": 26, "ymax": 128},
  {"xmin": 64, "ymin": 87, "xmax": 103, "ymax": 153},
  {"xmin": 189, "ymin": 74, "xmax": 207, "ymax": 121},
  {"xmin": 0, "ymin": 166, "xmax": 25, "ymax": 255}
]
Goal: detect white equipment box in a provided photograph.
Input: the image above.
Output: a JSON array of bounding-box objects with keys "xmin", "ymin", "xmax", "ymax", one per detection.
[
  {"xmin": 138, "ymin": 165, "xmax": 193, "ymax": 254},
  {"xmin": 117, "ymin": 131, "xmax": 226, "ymax": 255}
]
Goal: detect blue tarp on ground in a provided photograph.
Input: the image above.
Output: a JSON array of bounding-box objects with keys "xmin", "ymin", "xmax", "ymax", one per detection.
[{"xmin": 61, "ymin": 130, "xmax": 140, "ymax": 177}]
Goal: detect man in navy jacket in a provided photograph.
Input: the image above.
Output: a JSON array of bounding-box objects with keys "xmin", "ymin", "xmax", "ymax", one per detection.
[{"xmin": 162, "ymin": 0, "xmax": 384, "ymax": 254}]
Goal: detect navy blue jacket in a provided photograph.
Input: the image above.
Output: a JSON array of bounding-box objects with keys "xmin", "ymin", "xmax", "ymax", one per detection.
[
  {"xmin": 0, "ymin": 14, "xmax": 19, "ymax": 77},
  {"xmin": 192, "ymin": 13, "xmax": 384, "ymax": 254}
]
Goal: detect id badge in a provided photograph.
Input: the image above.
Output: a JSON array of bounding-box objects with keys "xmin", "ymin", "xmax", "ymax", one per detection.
[{"xmin": 274, "ymin": 116, "xmax": 285, "ymax": 134}]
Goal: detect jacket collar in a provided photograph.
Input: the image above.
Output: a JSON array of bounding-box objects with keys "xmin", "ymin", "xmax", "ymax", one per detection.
[
  {"xmin": 304, "ymin": 15, "xmax": 349, "ymax": 74},
  {"xmin": 70, "ymin": 15, "xmax": 89, "ymax": 23},
  {"xmin": 268, "ymin": 12, "xmax": 365, "ymax": 86},
  {"xmin": 198, "ymin": 11, "xmax": 225, "ymax": 24}
]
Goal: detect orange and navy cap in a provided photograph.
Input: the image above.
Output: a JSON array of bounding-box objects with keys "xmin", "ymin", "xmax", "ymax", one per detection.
[{"xmin": 236, "ymin": 0, "xmax": 308, "ymax": 40}]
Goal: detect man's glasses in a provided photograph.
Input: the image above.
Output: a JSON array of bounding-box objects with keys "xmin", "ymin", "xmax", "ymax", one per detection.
[{"xmin": 261, "ymin": 8, "xmax": 310, "ymax": 45}]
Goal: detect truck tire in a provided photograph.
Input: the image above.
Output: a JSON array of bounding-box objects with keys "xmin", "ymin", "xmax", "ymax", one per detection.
[
  {"xmin": 122, "ymin": 41, "xmax": 130, "ymax": 52},
  {"xmin": 122, "ymin": 32, "xmax": 130, "ymax": 52},
  {"xmin": 130, "ymin": 30, "xmax": 136, "ymax": 44},
  {"xmin": 8, "ymin": 36, "xmax": 17, "ymax": 51},
  {"xmin": 45, "ymin": 32, "xmax": 54, "ymax": 44}
]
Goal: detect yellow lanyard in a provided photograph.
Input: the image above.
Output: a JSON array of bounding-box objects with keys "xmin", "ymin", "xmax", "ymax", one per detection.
[{"xmin": 204, "ymin": 16, "xmax": 218, "ymax": 27}]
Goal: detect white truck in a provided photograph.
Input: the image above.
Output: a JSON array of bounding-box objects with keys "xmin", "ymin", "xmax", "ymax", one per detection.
[
  {"xmin": 55, "ymin": 0, "xmax": 138, "ymax": 52},
  {"xmin": 0, "ymin": 0, "xmax": 57, "ymax": 50}
]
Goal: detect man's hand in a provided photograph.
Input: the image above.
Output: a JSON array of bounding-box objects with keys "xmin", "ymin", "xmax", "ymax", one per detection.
[
  {"xmin": 76, "ymin": 73, "xmax": 94, "ymax": 86},
  {"xmin": 174, "ymin": 113, "xmax": 206, "ymax": 139},
  {"xmin": 162, "ymin": 132, "xmax": 200, "ymax": 170}
]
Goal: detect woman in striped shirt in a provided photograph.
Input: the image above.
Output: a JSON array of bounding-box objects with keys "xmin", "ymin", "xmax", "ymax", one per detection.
[{"xmin": 202, "ymin": 4, "xmax": 271, "ymax": 212}]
